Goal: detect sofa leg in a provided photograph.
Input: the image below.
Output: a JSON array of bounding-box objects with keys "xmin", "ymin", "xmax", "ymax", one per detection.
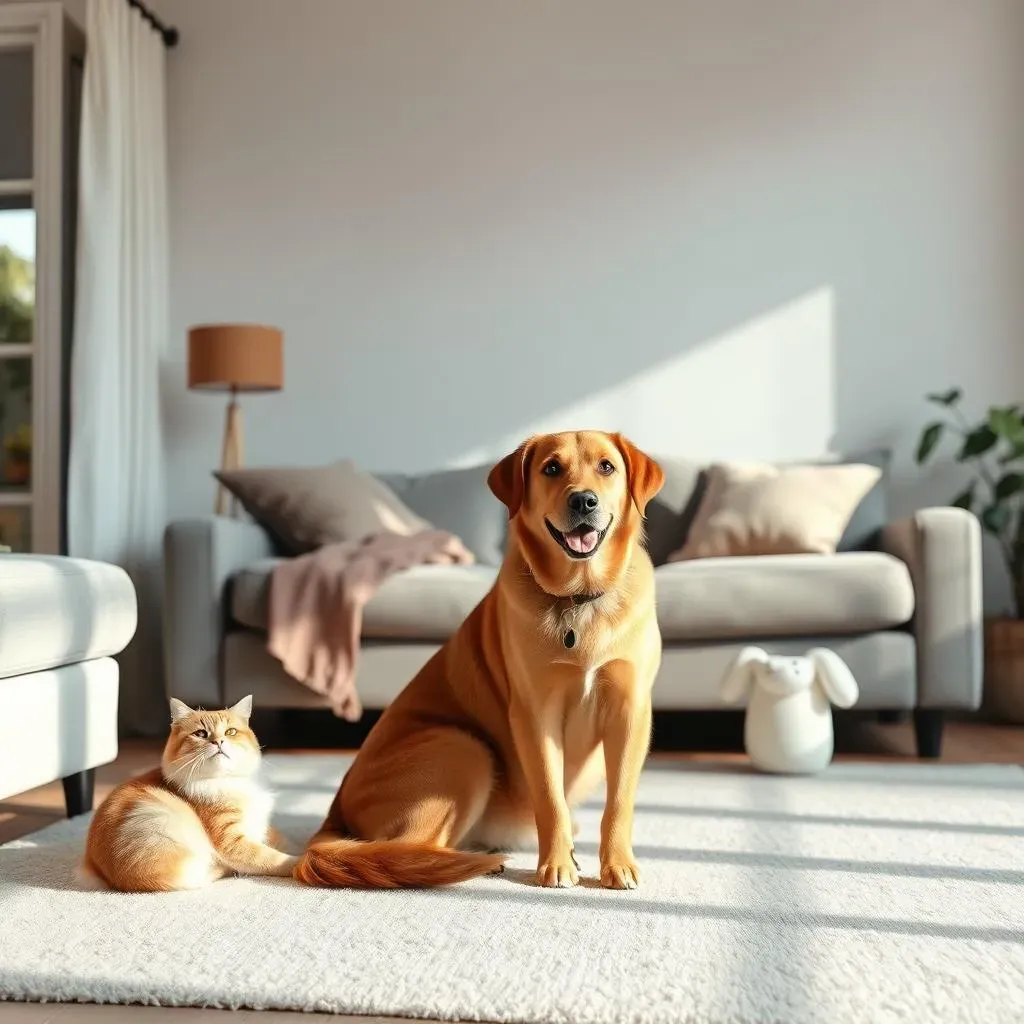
[
  {"xmin": 877, "ymin": 710, "xmax": 908, "ymax": 724},
  {"xmin": 62, "ymin": 769, "xmax": 95, "ymax": 817},
  {"xmin": 913, "ymin": 710, "xmax": 944, "ymax": 759}
]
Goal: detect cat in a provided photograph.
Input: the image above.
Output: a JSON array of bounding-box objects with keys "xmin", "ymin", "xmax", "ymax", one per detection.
[{"xmin": 82, "ymin": 695, "xmax": 297, "ymax": 892}]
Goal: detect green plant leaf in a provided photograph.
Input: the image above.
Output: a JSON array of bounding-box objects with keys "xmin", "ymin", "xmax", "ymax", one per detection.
[
  {"xmin": 999, "ymin": 439, "xmax": 1024, "ymax": 464},
  {"xmin": 996, "ymin": 473, "xmax": 1024, "ymax": 500},
  {"xmin": 916, "ymin": 422, "xmax": 944, "ymax": 464},
  {"xmin": 982, "ymin": 504, "xmax": 1011, "ymax": 534},
  {"xmin": 951, "ymin": 484, "xmax": 975, "ymax": 511},
  {"xmin": 988, "ymin": 406, "xmax": 1024, "ymax": 441},
  {"xmin": 959, "ymin": 426, "xmax": 997, "ymax": 460},
  {"xmin": 926, "ymin": 388, "xmax": 962, "ymax": 407}
]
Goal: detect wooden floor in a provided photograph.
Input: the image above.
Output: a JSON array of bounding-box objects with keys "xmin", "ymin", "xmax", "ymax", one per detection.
[{"xmin": 1, "ymin": 715, "xmax": 1021, "ymax": 1023}]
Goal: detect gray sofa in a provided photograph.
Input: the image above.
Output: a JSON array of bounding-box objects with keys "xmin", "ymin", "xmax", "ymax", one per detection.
[{"xmin": 163, "ymin": 454, "xmax": 983, "ymax": 758}]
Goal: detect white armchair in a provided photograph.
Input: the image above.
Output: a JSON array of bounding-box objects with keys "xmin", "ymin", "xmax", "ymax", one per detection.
[{"xmin": 0, "ymin": 555, "xmax": 137, "ymax": 816}]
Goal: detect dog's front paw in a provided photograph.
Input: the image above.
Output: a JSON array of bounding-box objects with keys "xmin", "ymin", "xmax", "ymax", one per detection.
[
  {"xmin": 536, "ymin": 855, "xmax": 580, "ymax": 888},
  {"xmin": 600, "ymin": 857, "xmax": 640, "ymax": 890}
]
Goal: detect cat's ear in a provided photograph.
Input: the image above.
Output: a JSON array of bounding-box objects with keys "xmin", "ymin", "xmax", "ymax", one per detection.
[
  {"xmin": 229, "ymin": 695, "xmax": 253, "ymax": 721},
  {"xmin": 169, "ymin": 697, "xmax": 194, "ymax": 724}
]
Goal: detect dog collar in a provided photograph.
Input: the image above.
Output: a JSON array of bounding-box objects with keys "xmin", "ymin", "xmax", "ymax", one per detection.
[{"xmin": 553, "ymin": 591, "xmax": 605, "ymax": 649}]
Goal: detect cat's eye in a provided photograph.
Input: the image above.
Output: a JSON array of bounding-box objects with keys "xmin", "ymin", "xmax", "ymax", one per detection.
[
  {"xmin": 193, "ymin": 728, "xmax": 208, "ymax": 739},
  {"xmin": 225, "ymin": 727, "xmax": 237, "ymax": 737}
]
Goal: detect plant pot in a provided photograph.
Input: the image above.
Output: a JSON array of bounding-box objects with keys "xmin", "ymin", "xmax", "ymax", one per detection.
[
  {"xmin": 983, "ymin": 617, "xmax": 1024, "ymax": 723},
  {"xmin": 2, "ymin": 451, "xmax": 29, "ymax": 486}
]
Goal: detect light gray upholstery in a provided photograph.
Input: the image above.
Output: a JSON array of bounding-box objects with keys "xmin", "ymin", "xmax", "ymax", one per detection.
[
  {"xmin": 655, "ymin": 632, "xmax": 916, "ymax": 709},
  {"xmin": 232, "ymin": 559, "xmax": 497, "ymax": 638},
  {"xmin": 223, "ymin": 632, "xmax": 438, "ymax": 709},
  {"xmin": 233, "ymin": 553, "xmax": 913, "ymax": 642},
  {"xmin": 656, "ymin": 553, "xmax": 914, "ymax": 641},
  {"xmin": 162, "ymin": 475, "xmax": 983, "ymax": 717},
  {"xmin": 220, "ymin": 630, "xmax": 915, "ymax": 712},
  {"xmin": 0, "ymin": 555, "xmax": 137, "ymax": 678},
  {"xmin": 375, "ymin": 464, "xmax": 508, "ymax": 567},
  {"xmin": 163, "ymin": 517, "xmax": 273, "ymax": 709},
  {"xmin": 882, "ymin": 507, "xmax": 982, "ymax": 709}
]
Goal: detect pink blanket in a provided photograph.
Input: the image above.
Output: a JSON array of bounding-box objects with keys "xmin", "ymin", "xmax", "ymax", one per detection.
[{"xmin": 267, "ymin": 530, "xmax": 474, "ymax": 720}]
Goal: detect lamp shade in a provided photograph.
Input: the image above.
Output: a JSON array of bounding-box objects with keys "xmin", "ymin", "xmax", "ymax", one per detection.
[{"xmin": 188, "ymin": 323, "xmax": 283, "ymax": 392}]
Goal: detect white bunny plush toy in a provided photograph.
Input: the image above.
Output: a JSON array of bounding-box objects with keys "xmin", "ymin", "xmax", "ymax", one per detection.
[{"xmin": 720, "ymin": 646, "xmax": 860, "ymax": 774}]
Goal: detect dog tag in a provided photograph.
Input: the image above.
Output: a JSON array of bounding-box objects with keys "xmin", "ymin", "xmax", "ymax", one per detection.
[{"xmin": 563, "ymin": 629, "xmax": 576, "ymax": 649}]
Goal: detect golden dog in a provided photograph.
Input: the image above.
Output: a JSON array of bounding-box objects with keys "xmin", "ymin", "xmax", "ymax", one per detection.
[{"xmin": 295, "ymin": 430, "xmax": 665, "ymax": 889}]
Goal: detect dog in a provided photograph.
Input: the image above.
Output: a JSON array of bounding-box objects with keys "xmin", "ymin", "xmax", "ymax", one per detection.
[{"xmin": 295, "ymin": 430, "xmax": 665, "ymax": 889}]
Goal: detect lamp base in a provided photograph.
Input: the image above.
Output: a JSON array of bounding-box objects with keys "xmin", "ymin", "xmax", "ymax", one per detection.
[{"xmin": 216, "ymin": 391, "xmax": 244, "ymax": 516}]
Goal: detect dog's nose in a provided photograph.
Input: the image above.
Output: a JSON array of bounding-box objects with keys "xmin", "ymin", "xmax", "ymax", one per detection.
[{"xmin": 568, "ymin": 490, "xmax": 599, "ymax": 515}]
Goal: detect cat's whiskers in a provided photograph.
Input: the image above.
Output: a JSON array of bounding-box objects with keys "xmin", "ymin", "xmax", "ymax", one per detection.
[{"xmin": 165, "ymin": 751, "xmax": 204, "ymax": 788}]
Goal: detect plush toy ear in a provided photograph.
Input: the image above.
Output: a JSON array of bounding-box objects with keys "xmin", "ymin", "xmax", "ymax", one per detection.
[
  {"xmin": 229, "ymin": 694, "xmax": 254, "ymax": 721},
  {"xmin": 487, "ymin": 438, "xmax": 537, "ymax": 520},
  {"xmin": 807, "ymin": 647, "xmax": 859, "ymax": 709},
  {"xmin": 720, "ymin": 646, "xmax": 769, "ymax": 704},
  {"xmin": 611, "ymin": 434, "xmax": 665, "ymax": 516},
  {"xmin": 169, "ymin": 698, "xmax": 194, "ymax": 724}
]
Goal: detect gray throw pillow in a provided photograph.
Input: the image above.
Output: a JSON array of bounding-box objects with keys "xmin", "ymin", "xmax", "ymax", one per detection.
[
  {"xmin": 375, "ymin": 463, "xmax": 508, "ymax": 567},
  {"xmin": 215, "ymin": 460, "xmax": 431, "ymax": 556}
]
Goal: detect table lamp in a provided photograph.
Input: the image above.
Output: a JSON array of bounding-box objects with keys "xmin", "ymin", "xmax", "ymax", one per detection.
[{"xmin": 188, "ymin": 323, "xmax": 283, "ymax": 515}]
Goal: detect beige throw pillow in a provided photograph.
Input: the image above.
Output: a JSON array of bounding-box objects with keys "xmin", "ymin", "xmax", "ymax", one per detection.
[
  {"xmin": 215, "ymin": 460, "xmax": 432, "ymax": 556},
  {"xmin": 668, "ymin": 461, "xmax": 882, "ymax": 561}
]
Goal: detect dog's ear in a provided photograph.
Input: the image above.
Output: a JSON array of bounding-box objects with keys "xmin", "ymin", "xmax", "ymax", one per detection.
[
  {"xmin": 611, "ymin": 433, "xmax": 665, "ymax": 516},
  {"xmin": 807, "ymin": 647, "xmax": 859, "ymax": 709},
  {"xmin": 487, "ymin": 438, "xmax": 536, "ymax": 519}
]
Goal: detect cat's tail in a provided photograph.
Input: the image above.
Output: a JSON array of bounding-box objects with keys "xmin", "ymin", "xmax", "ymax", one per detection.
[{"xmin": 293, "ymin": 829, "xmax": 506, "ymax": 889}]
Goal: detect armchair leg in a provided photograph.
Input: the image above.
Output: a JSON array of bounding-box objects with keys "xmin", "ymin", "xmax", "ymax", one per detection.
[
  {"xmin": 62, "ymin": 769, "xmax": 95, "ymax": 817},
  {"xmin": 913, "ymin": 710, "xmax": 944, "ymax": 759}
]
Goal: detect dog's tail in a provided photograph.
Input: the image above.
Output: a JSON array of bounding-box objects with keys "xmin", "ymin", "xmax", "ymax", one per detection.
[{"xmin": 294, "ymin": 830, "xmax": 506, "ymax": 889}]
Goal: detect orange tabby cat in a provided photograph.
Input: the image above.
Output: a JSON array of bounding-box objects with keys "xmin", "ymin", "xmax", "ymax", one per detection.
[{"xmin": 82, "ymin": 695, "xmax": 296, "ymax": 892}]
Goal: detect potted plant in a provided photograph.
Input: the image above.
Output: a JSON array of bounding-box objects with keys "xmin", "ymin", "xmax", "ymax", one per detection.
[
  {"xmin": 916, "ymin": 387, "xmax": 1024, "ymax": 721},
  {"xmin": 2, "ymin": 424, "xmax": 30, "ymax": 486}
]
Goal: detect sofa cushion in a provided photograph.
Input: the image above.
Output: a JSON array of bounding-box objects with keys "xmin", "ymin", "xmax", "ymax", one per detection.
[
  {"xmin": 655, "ymin": 552, "xmax": 914, "ymax": 641},
  {"xmin": 0, "ymin": 555, "xmax": 138, "ymax": 678},
  {"xmin": 231, "ymin": 559, "xmax": 497, "ymax": 639},
  {"xmin": 375, "ymin": 464, "xmax": 507, "ymax": 566}
]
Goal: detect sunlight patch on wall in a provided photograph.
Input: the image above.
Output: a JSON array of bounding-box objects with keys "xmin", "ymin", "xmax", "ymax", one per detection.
[{"xmin": 452, "ymin": 287, "xmax": 836, "ymax": 465}]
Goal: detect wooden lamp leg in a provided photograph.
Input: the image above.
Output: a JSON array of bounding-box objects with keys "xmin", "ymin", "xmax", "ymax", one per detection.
[{"xmin": 215, "ymin": 387, "xmax": 244, "ymax": 516}]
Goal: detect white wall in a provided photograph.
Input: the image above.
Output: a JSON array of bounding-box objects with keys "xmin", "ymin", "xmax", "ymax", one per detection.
[{"xmin": 158, "ymin": 0, "xmax": 1024, "ymax": 604}]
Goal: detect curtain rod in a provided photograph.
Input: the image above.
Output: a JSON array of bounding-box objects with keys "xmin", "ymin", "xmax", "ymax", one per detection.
[{"xmin": 126, "ymin": 0, "xmax": 179, "ymax": 47}]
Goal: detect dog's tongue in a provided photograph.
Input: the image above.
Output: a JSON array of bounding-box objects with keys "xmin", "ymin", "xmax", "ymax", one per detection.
[{"xmin": 566, "ymin": 528, "xmax": 599, "ymax": 554}]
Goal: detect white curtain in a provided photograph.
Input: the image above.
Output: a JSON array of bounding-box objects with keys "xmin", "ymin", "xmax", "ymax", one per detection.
[{"xmin": 68, "ymin": 0, "xmax": 169, "ymax": 735}]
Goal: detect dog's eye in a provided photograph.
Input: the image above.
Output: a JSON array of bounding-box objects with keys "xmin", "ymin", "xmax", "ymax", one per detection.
[
  {"xmin": 542, "ymin": 461, "xmax": 562, "ymax": 477},
  {"xmin": 598, "ymin": 459, "xmax": 615, "ymax": 475},
  {"xmin": 193, "ymin": 729, "xmax": 208, "ymax": 739}
]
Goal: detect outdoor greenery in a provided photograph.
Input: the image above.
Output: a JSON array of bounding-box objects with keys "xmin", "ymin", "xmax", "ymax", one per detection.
[
  {"xmin": 0, "ymin": 244, "xmax": 33, "ymax": 487},
  {"xmin": 916, "ymin": 388, "xmax": 1024, "ymax": 617},
  {"xmin": 0, "ymin": 244, "xmax": 33, "ymax": 344}
]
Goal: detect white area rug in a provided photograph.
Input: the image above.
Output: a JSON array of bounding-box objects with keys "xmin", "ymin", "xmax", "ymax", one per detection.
[{"xmin": 1, "ymin": 755, "xmax": 1023, "ymax": 1023}]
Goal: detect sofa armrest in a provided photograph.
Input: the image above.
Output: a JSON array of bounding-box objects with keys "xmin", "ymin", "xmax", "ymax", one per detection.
[
  {"xmin": 163, "ymin": 517, "xmax": 273, "ymax": 708},
  {"xmin": 881, "ymin": 507, "xmax": 982, "ymax": 709}
]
